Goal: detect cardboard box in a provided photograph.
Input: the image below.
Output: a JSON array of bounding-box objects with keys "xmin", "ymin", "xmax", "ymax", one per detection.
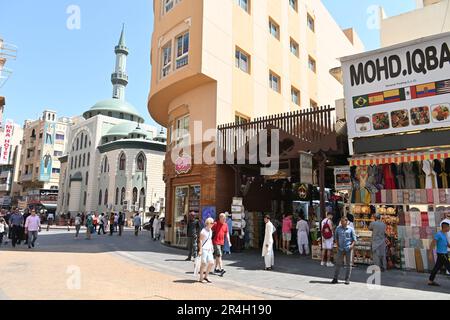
[{"xmin": 312, "ymin": 245, "xmax": 321, "ymax": 260}]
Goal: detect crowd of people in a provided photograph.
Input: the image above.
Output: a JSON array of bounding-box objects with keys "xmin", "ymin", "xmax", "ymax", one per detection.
[{"xmin": 0, "ymin": 208, "xmax": 42, "ymax": 249}]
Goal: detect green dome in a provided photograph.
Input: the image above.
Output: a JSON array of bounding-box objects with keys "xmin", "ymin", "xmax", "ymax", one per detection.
[
  {"xmin": 83, "ymin": 98, "xmax": 144, "ymax": 123},
  {"xmin": 104, "ymin": 122, "xmax": 139, "ymax": 137},
  {"xmin": 129, "ymin": 127, "xmax": 149, "ymax": 138}
]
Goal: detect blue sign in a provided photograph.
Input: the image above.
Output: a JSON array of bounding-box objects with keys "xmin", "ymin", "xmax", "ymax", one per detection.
[{"xmin": 201, "ymin": 206, "xmax": 216, "ymax": 224}]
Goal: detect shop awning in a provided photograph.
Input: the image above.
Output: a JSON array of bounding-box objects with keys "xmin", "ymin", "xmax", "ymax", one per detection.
[
  {"xmin": 40, "ymin": 202, "xmax": 57, "ymax": 210},
  {"xmin": 349, "ymin": 149, "xmax": 450, "ymax": 166}
]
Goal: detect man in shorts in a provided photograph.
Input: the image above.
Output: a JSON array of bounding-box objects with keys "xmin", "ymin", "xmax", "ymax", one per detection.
[
  {"xmin": 282, "ymin": 213, "xmax": 293, "ymax": 254},
  {"xmin": 212, "ymin": 213, "xmax": 231, "ymax": 276}
]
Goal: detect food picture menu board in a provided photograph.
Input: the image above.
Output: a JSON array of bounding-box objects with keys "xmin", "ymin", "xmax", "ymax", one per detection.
[{"xmin": 342, "ymin": 32, "xmax": 450, "ymax": 139}]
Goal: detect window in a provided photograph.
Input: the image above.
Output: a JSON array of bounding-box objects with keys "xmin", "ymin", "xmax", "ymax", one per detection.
[
  {"xmin": 84, "ymin": 135, "xmax": 88, "ymax": 148},
  {"xmin": 104, "ymin": 189, "xmax": 108, "ymax": 206},
  {"xmin": 163, "ymin": 0, "xmax": 181, "ymax": 14},
  {"xmin": 139, "ymin": 188, "xmax": 146, "ymax": 209},
  {"xmin": 76, "ymin": 138, "xmax": 79, "ymax": 151},
  {"xmin": 119, "ymin": 153, "xmax": 126, "ymax": 171},
  {"xmin": 70, "ymin": 157, "xmax": 73, "ymax": 170},
  {"xmin": 310, "ymin": 99, "xmax": 318, "ymax": 108},
  {"xmin": 307, "ymin": 14, "xmax": 315, "ymax": 32},
  {"xmin": 120, "ymin": 187, "xmax": 126, "ymax": 205},
  {"xmin": 161, "ymin": 42, "xmax": 172, "ymax": 78},
  {"xmin": 98, "ymin": 190, "xmax": 102, "ymax": 206},
  {"xmin": 269, "ymin": 71, "xmax": 280, "ymax": 93},
  {"xmin": 82, "ymin": 154, "xmax": 86, "ymax": 167},
  {"xmin": 175, "ymin": 115, "xmax": 189, "ymax": 143},
  {"xmin": 290, "ymin": 38, "xmax": 299, "ymax": 57},
  {"xmin": 235, "ymin": 48, "xmax": 250, "ymax": 73},
  {"xmin": 176, "ymin": 32, "xmax": 189, "ymax": 69},
  {"xmin": 308, "ymin": 56, "xmax": 316, "ymax": 73},
  {"xmin": 54, "ymin": 151, "xmax": 63, "ymax": 157},
  {"xmin": 236, "ymin": 0, "xmax": 249, "ymax": 13},
  {"xmin": 291, "ymin": 86, "xmax": 300, "ymax": 106},
  {"xmin": 78, "ymin": 155, "xmax": 82, "ymax": 168},
  {"xmin": 67, "ymin": 193, "xmax": 70, "ymax": 206},
  {"xmin": 130, "ymin": 115, "xmax": 134, "ymax": 122},
  {"xmin": 108, "ymin": 111, "xmax": 113, "ymax": 117},
  {"xmin": 133, "ymin": 188, "xmax": 138, "ymax": 204},
  {"xmin": 119, "ymin": 113, "xmax": 124, "ymax": 119},
  {"xmin": 86, "ymin": 172, "xmax": 89, "ymax": 185},
  {"xmin": 115, "ymin": 188, "xmax": 119, "ymax": 206},
  {"xmin": 55, "ymin": 134, "xmax": 65, "ymax": 140},
  {"xmin": 289, "ymin": 0, "xmax": 297, "ymax": 11},
  {"xmin": 52, "ymin": 168, "xmax": 61, "ymax": 174},
  {"xmin": 74, "ymin": 156, "xmax": 77, "ymax": 169},
  {"xmin": 235, "ymin": 114, "xmax": 249, "ymax": 125},
  {"xmin": 83, "ymin": 192, "xmax": 87, "ymax": 206},
  {"xmin": 87, "ymin": 153, "xmax": 90, "ymax": 166},
  {"xmin": 269, "ymin": 18, "xmax": 280, "ymax": 40},
  {"xmin": 136, "ymin": 153, "xmax": 145, "ymax": 171},
  {"xmin": 80, "ymin": 133, "xmax": 84, "ymax": 147}
]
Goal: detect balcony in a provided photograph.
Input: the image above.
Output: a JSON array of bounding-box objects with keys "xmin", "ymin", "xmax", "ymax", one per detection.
[
  {"xmin": 21, "ymin": 173, "xmax": 33, "ymax": 181},
  {"xmin": 0, "ymin": 184, "xmax": 10, "ymax": 192},
  {"xmin": 111, "ymin": 72, "xmax": 128, "ymax": 86},
  {"xmin": 0, "ymin": 171, "xmax": 11, "ymax": 179}
]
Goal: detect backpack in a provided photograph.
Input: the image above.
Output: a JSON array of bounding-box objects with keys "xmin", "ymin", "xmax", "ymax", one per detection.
[{"xmin": 321, "ymin": 219, "xmax": 333, "ymax": 240}]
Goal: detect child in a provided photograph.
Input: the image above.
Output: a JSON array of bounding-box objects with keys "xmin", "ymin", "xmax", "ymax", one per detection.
[
  {"xmin": 0, "ymin": 217, "xmax": 7, "ymax": 244},
  {"xmin": 428, "ymin": 222, "xmax": 450, "ymax": 286}
]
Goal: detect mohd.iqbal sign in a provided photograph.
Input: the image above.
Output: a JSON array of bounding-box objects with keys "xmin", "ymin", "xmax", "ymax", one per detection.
[{"xmin": 341, "ymin": 32, "xmax": 450, "ymax": 139}]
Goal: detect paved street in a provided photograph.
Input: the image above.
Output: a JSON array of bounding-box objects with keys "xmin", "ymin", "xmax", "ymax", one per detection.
[{"xmin": 0, "ymin": 227, "xmax": 449, "ymax": 300}]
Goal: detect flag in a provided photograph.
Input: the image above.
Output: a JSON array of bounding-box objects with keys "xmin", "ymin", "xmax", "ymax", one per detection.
[
  {"xmin": 383, "ymin": 88, "xmax": 405, "ymax": 103},
  {"xmin": 353, "ymin": 95, "xmax": 369, "ymax": 108},
  {"xmin": 404, "ymin": 87, "xmax": 413, "ymax": 100},
  {"xmin": 436, "ymin": 79, "xmax": 450, "ymax": 95},
  {"xmin": 368, "ymin": 92, "xmax": 384, "ymax": 106},
  {"xmin": 416, "ymin": 82, "xmax": 436, "ymax": 98},
  {"xmin": 409, "ymin": 86, "xmax": 417, "ymax": 99}
]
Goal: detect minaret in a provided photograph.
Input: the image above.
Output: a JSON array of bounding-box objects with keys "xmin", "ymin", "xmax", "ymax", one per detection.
[{"xmin": 111, "ymin": 24, "xmax": 129, "ymax": 100}]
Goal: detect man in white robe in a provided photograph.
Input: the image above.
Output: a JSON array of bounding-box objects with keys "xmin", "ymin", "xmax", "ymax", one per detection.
[{"xmin": 262, "ymin": 215, "xmax": 276, "ymax": 270}]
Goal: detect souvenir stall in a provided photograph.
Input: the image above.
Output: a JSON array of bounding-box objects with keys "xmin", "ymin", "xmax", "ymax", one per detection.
[{"xmin": 349, "ymin": 150, "xmax": 450, "ymax": 271}]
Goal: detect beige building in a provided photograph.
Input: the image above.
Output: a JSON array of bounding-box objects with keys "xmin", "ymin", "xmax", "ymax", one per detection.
[
  {"xmin": 148, "ymin": 0, "xmax": 364, "ymax": 246},
  {"xmin": 17, "ymin": 110, "xmax": 75, "ymax": 211},
  {"xmin": 381, "ymin": 0, "xmax": 450, "ymax": 47}
]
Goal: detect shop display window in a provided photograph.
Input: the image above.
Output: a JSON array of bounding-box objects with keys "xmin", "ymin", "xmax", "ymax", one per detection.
[{"xmin": 173, "ymin": 185, "xmax": 200, "ymax": 248}]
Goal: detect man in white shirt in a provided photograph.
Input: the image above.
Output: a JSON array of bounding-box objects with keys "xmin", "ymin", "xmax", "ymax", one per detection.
[{"xmin": 25, "ymin": 209, "xmax": 41, "ymax": 249}]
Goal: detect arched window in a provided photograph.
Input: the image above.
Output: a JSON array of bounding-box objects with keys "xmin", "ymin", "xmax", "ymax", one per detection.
[
  {"xmin": 139, "ymin": 188, "xmax": 146, "ymax": 209},
  {"xmin": 132, "ymin": 187, "xmax": 138, "ymax": 204},
  {"xmin": 74, "ymin": 156, "xmax": 77, "ymax": 169},
  {"xmin": 69, "ymin": 175, "xmax": 72, "ymax": 187},
  {"xmin": 100, "ymin": 160, "xmax": 103, "ymax": 173},
  {"xmin": 80, "ymin": 133, "xmax": 84, "ymax": 148},
  {"xmin": 70, "ymin": 157, "xmax": 73, "ymax": 170},
  {"xmin": 78, "ymin": 155, "xmax": 82, "ymax": 168},
  {"xmin": 83, "ymin": 192, "xmax": 87, "ymax": 206},
  {"xmin": 120, "ymin": 187, "xmax": 126, "ymax": 205},
  {"xmin": 85, "ymin": 172, "xmax": 89, "ymax": 185},
  {"xmin": 104, "ymin": 189, "xmax": 108, "ymax": 206},
  {"xmin": 136, "ymin": 153, "xmax": 146, "ymax": 171},
  {"xmin": 98, "ymin": 190, "xmax": 102, "ymax": 206},
  {"xmin": 119, "ymin": 153, "xmax": 126, "ymax": 171},
  {"xmin": 67, "ymin": 193, "xmax": 70, "ymax": 206},
  {"xmin": 82, "ymin": 154, "xmax": 86, "ymax": 167},
  {"xmin": 115, "ymin": 188, "xmax": 119, "ymax": 205},
  {"xmin": 87, "ymin": 153, "xmax": 90, "ymax": 166},
  {"xmin": 85, "ymin": 135, "xmax": 88, "ymax": 148},
  {"xmin": 76, "ymin": 138, "xmax": 79, "ymax": 151}
]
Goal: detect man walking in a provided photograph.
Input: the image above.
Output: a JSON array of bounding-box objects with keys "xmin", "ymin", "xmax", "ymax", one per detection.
[
  {"xmin": 282, "ymin": 213, "xmax": 293, "ymax": 254},
  {"xmin": 428, "ymin": 222, "xmax": 450, "ymax": 286},
  {"xmin": 9, "ymin": 209, "xmax": 24, "ymax": 248},
  {"xmin": 321, "ymin": 212, "xmax": 335, "ymax": 267},
  {"xmin": 85, "ymin": 213, "xmax": 93, "ymax": 240},
  {"xmin": 133, "ymin": 213, "xmax": 141, "ymax": 236},
  {"xmin": 118, "ymin": 212, "xmax": 124, "ymax": 236},
  {"xmin": 262, "ymin": 215, "xmax": 276, "ymax": 271},
  {"xmin": 212, "ymin": 213, "xmax": 231, "ymax": 276},
  {"xmin": 97, "ymin": 213, "xmax": 106, "ymax": 235},
  {"xmin": 152, "ymin": 215, "xmax": 161, "ymax": 241},
  {"xmin": 332, "ymin": 216, "xmax": 357, "ymax": 285},
  {"xmin": 369, "ymin": 214, "xmax": 387, "ymax": 271},
  {"xmin": 296, "ymin": 213, "xmax": 310, "ymax": 255},
  {"xmin": 74, "ymin": 213, "xmax": 82, "ymax": 238},
  {"xmin": 109, "ymin": 213, "xmax": 115, "ymax": 236},
  {"xmin": 46, "ymin": 212, "xmax": 54, "ymax": 231},
  {"xmin": 186, "ymin": 212, "xmax": 200, "ymax": 261},
  {"xmin": 25, "ymin": 210, "xmax": 41, "ymax": 249}
]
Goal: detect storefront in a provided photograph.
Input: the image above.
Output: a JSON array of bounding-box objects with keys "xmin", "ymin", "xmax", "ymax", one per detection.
[{"xmin": 173, "ymin": 184, "xmax": 201, "ymax": 247}]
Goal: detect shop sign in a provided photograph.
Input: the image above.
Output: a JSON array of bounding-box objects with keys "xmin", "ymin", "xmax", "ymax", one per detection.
[
  {"xmin": 342, "ymin": 33, "xmax": 450, "ymax": 140},
  {"xmin": 175, "ymin": 154, "xmax": 191, "ymax": 175},
  {"xmin": 39, "ymin": 123, "xmax": 56, "ymax": 182},
  {"xmin": 299, "ymin": 152, "xmax": 313, "ymax": 185},
  {"xmin": 0, "ymin": 119, "xmax": 13, "ymax": 165},
  {"xmin": 334, "ymin": 166, "xmax": 352, "ymax": 191}
]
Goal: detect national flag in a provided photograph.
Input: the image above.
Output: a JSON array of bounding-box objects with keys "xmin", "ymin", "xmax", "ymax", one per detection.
[
  {"xmin": 353, "ymin": 95, "xmax": 368, "ymax": 108},
  {"xmin": 409, "ymin": 86, "xmax": 417, "ymax": 99},
  {"xmin": 436, "ymin": 79, "xmax": 450, "ymax": 95},
  {"xmin": 404, "ymin": 87, "xmax": 413, "ymax": 100},
  {"xmin": 368, "ymin": 92, "xmax": 384, "ymax": 106},
  {"xmin": 415, "ymin": 82, "xmax": 436, "ymax": 98},
  {"xmin": 383, "ymin": 88, "xmax": 405, "ymax": 103}
]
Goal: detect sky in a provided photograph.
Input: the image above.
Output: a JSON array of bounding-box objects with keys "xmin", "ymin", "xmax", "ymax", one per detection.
[{"xmin": 0, "ymin": 0, "xmax": 417, "ymax": 128}]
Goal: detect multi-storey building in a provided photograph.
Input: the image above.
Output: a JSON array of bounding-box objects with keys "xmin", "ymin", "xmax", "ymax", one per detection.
[
  {"xmin": 57, "ymin": 27, "xmax": 166, "ymax": 222},
  {"xmin": 17, "ymin": 110, "xmax": 74, "ymax": 212},
  {"xmin": 147, "ymin": 0, "xmax": 364, "ymax": 246}
]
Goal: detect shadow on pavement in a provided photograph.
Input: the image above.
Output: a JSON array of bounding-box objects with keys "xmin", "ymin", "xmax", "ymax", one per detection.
[{"xmin": 173, "ymin": 280, "xmax": 198, "ymax": 284}]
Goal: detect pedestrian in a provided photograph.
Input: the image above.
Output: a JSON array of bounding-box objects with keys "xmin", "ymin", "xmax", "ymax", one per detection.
[
  {"xmin": 0, "ymin": 217, "xmax": 7, "ymax": 245},
  {"xmin": 282, "ymin": 213, "xmax": 293, "ymax": 254},
  {"xmin": 262, "ymin": 215, "xmax": 276, "ymax": 271},
  {"xmin": 93, "ymin": 213, "xmax": 98, "ymax": 233},
  {"xmin": 109, "ymin": 213, "xmax": 115, "ymax": 236},
  {"xmin": 152, "ymin": 215, "xmax": 161, "ymax": 241},
  {"xmin": 198, "ymin": 217, "xmax": 215, "ymax": 284},
  {"xmin": 428, "ymin": 222, "xmax": 450, "ymax": 286},
  {"xmin": 186, "ymin": 213, "xmax": 199, "ymax": 260},
  {"xmin": 74, "ymin": 213, "xmax": 82, "ymax": 238},
  {"xmin": 98, "ymin": 213, "xmax": 106, "ymax": 235},
  {"xmin": 149, "ymin": 215, "xmax": 155, "ymax": 239},
  {"xmin": 369, "ymin": 213, "xmax": 387, "ymax": 271},
  {"xmin": 66, "ymin": 212, "xmax": 71, "ymax": 231},
  {"xmin": 223, "ymin": 213, "xmax": 233, "ymax": 255},
  {"xmin": 212, "ymin": 213, "xmax": 231, "ymax": 276},
  {"xmin": 321, "ymin": 212, "xmax": 335, "ymax": 267},
  {"xmin": 81, "ymin": 212, "xmax": 86, "ymax": 225},
  {"xmin": 25, "ymin": 209, "xmax": 41, "ymax": 249},
  {"xmin": 22, "ymin": 210, "xmax": 30, "ymax": 245},
  {"xmin": 159, "ymin": 217, "xmax": 165, "ymax": 242},
  {"xmin": 115, "ymin": 213, "xmax": 120, "ymax": 233},
  {"xmin": 46, "ymin": 212, "xmax": 54, "ymax": 231},
  {"xmin": 9, "ymin": 209, "xmax": 24, "ymax": 248},
  {"xmin": 440, "ymin": 211, "xmax": 450, "ymax": 257},
  {"xmin": 332, "ymin": 216, "xmax": 357, "ymax": 285},
  {"xmin": 85, "ymin": 214, "xmax": 93, "ymax": 240},
  {"xmin": 118, "ymin": 212, "xmax": 125, "ymax": 236},
  {"xmin": 102, "ymin": 213, "xmax": 109, "ymax": 233},
  {"xmin": 296, "ymin": 213, "xmax": 310, "ymax": 255},
  {"xmin": 133, "ymin": 213, "xmax": 141, "ymax": 236}
]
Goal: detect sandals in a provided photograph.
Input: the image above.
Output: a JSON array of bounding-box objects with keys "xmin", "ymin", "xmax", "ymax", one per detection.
[{"xmin": 198, "ymin": 278, "xmax": 212, "ymax": 284}]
